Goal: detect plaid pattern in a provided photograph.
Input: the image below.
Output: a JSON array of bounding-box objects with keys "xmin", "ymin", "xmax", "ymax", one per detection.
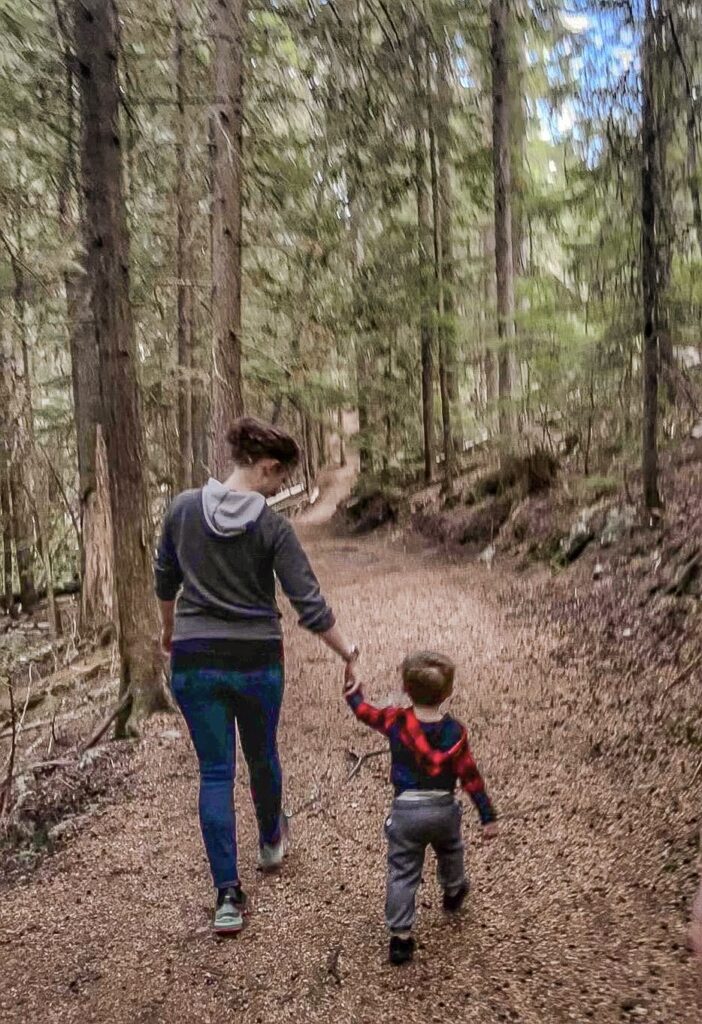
[{"xmin": 347, "ymin": 690, "xmax": 496, "ymax": 825}]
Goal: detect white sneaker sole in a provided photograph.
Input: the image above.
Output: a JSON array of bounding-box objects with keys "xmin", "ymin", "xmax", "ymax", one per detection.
[{"xmin": 257, "ymin": 815, "xmax": 290, "ymax": 871}]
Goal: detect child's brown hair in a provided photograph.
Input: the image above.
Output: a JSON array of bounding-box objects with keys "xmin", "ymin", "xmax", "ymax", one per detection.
[{"xmin": 401, "ymin": 651, "xmax": 455, "ymax": 707}]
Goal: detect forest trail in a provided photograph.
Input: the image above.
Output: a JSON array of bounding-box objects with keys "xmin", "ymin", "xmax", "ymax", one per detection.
[{"xmin": 1, "ymin": 468, "xmax": 699, "ymax": 1024}]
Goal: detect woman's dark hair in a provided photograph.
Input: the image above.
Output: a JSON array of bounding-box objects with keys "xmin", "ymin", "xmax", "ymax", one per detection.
[{"xmin": 226, "ymin": 417, "xmax": 301, "ymax": 468}]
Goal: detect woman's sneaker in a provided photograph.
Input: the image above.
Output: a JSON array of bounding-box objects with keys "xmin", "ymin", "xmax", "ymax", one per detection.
[
  {"xmin": 257, "ymin": 812, "xmax": 290, "ymax": 872},
  {"xmin": 214, "ymin": 884, "xmax": 248, "ymax": 935}
]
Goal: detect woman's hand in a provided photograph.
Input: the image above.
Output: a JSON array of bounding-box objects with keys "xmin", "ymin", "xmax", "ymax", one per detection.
[
  {"xmin": 158, "ymin": 599, "xmax": 175, "ymax": 656},
  {"xmin": 344, "ymin": 658, "xmax": 362, "ymax": 696},
  {"xmin": 160, "ymin": 626, "xmax": 173, "ymax": 656}
]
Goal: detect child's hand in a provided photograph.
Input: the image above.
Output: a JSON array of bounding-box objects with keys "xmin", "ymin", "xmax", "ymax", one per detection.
[{"xmin": 481, "ymin": 822, "xmax": 499, "ymax": 841}]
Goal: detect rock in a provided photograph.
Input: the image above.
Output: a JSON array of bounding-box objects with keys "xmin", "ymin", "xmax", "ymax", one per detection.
[
  {"xmin": 600, "ymin": 504, "xmax": 636, "ymax": 548},
  {"xmin": 160, "ymin": 729, "xmax": 182, "ymax": 741},
  {"xmin": 592, "ymin": 562, "xmax": 606, "ymax": 580},
  {"xmin": 622, "ymin": 628, "xmax": 633, "ymax": 638},
  {"xmin": 478, "ymin": 544, "xmax": 496, "ymax": 567},
  {"xmin": 691, "ymin": 420, "xmax": 702, "ymax": 440}
]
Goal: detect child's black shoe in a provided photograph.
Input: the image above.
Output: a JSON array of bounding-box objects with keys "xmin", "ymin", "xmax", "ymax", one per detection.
[
  {"xmin": 389, "ymin": 935, "xmax": 415, "ymax": 966},
  {"xmin": 443, "ymin": 881, "xmax": 469, "ymax": 913}
]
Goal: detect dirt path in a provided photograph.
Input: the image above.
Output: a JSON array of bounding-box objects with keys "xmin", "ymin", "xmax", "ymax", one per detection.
[{"xmin": 1, "ymin": 470, "xmax": 699, "ymax": 1023}]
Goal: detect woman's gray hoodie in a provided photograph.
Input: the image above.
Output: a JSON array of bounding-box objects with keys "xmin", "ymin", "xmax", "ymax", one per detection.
[{"xmin": 154, "ymin": 478, "xmax": 335, "ymax": 641}]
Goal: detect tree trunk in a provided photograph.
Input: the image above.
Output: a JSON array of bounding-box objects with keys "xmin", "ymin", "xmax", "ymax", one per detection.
[
  {"xmin": 482, "ymin": 224, "xmax": 499, "ymax": 432},
  {"xmin": 56, "ymin": 30, "xmax": 114, "ymax": 635},
  {"xmin": 191, "ymin": 296, "xmax": 210, "ymax": 487},
  {"xmin": 490, "ymin": 0, "xmax": 517, "ymax": 445},
  {"xmin": 0, "ymin": 343, "xmax": 16, "ymax": 616},
  {"xmin": 688, "ymin": 106, "xmax": 702, "ymax": 258},
  {"xmin": 653, "ymin": 11, "xmax": 674, "ymax": 408},
  {"xmin": 174, "ymin": 2, "xmax": 195, "ymax": 491},
  {"xmin": 348, "ymin": 189, "xmax": 372, "ymax": 476},
  {"xmin": 428, "ymin": 59, "xmax": 454, "ymax": 491},
  {"xmin": 437, "ymin": 46, "xmax": 461, "ymax": 444},
  {"xmin": 209, "ymin": 0, "xmax": 246, "ymax": 477},
  {"xmin": 414, "ymin": 35, "xmax": 435, "ymax": 484},
  {"xmin": 337, "ymin": 407, "xmax": 347, "ymax": 468},
  {"xmin": 74, "ymin": 0, "xmax": 168, "ymax": 734},
  {"xmin": 0, "ymin": 460, "xmax": 13, "ymax": 616},
  {"xmin": 81, "ymin": 426, "xmax": 114, "ymax": 631},
  {"xmin": 641, "ymin": 0, "xmax": 661, "ymax": 510},
  {"xmin": 5, "ymin": 236, "xmax": 37, "ymax": 615},
  {"xmin": 65, "ymin": 258, "xmax": 115, "ymax": 632}
]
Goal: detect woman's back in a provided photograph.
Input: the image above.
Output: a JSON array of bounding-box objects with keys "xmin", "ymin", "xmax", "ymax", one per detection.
[{"xmin": 155, "ymin": 477, "xmax": 335, "ymax": 642}]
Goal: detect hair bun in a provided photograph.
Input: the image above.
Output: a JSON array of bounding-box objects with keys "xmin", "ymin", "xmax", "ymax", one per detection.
[{"xmin": 227, "ymin": 417, "xmax": 301, "ymax": 468}]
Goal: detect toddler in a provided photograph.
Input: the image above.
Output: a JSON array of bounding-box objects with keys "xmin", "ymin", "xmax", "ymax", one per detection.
[{"xmin": 345, "ymin": 651, "xmax": 497, "ymax": 965}]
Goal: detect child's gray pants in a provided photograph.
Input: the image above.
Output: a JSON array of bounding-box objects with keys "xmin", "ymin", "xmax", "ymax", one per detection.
[{"xmin": 384, "ymin": 793, "xmax": 466, "ymax": 933}]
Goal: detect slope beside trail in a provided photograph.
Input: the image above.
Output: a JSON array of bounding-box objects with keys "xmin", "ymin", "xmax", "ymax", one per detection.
[{"xmin": 1, "ymin": 467, "xmax": 699, "ymax": 1024}]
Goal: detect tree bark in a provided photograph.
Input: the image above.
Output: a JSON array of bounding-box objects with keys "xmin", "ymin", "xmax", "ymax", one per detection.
[
  {"xmin": 0, "ymin": 341, "xmax": 16, "ymax": 616},
  {"xmin": 209, "ymin": 0, "xmax": 246, "ymax": 477},
  {"xmin": 641, "ymin": 0, "xmax": 661, "ymax": 510},
  {"xmin": 428, "ymin": 59, "xmax": 454, "ymax": 491},
  {"xmin": 4, "ymin": 234, "xmax": 37, "ymax": 615},
  {"xmin": 174, "ymin": 1, "xmax": 195, "ymax": 491},
  {"xmin": 437, "ymin": 45, "xmax": 460, "ymax": 443},
  {"xmin": 688, "ymin": 105, "xmax": 702, "ymax": 258},
  {"xmin": 482, "ymin": 224, "xmax": 499, "ymax": 430},
  {"xmin": 348, "ymin": 188, "xmax": 372, "ymax": 476},
  {"xmin": 414, "ymin": 33, "xmax": 435, "ymax": 484},
  {"xmin": 490, "ymin": 0, "xmax": 517, "ymax": 445},
  {"xmin": 55, "ymin": 17, "xmax": 114, "ymax": 634},
  {"xmin": 74, "ymin": 0, "xmax": 168, "ymax": 734},
  {"xmin": 337, "ymin": 407, "xmax": 347, "ymax": 468}
]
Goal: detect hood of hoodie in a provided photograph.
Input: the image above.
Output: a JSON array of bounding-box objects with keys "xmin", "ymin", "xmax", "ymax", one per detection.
[{"xmin": 201, "ymin": 478, "xmax": 267, "ymax": 537}]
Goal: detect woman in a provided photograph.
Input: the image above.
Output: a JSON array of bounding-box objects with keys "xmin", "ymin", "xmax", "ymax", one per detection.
[{"xmin": 155, "ymin": 418, "xmax": 359, "ymax": 935}]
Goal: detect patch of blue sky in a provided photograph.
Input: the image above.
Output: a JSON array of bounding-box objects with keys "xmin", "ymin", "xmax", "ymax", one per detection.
[{"xmin": 537, "ymin": 4, "xmax": 642, "ymax": 160}]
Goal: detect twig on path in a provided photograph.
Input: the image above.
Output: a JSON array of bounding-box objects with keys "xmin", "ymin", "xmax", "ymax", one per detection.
[
  {"xmin": 326, "ymin": 944, "xmax": 342, "ymax": 986},
  {"xmin": 662, "ymin": 651, "xmax": 702, "ymax": 698},
  {"xmin": 287, "ymin": 783, "xmax": 322, "ymax": 819},
  {"xmin": 346, "ymin": 747, "xmax": 388, "ymax": 782}
]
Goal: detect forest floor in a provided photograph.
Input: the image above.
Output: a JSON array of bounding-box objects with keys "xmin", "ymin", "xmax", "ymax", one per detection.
[{"xmin": 1, "ymin": 464, "xmax": 701, "ymax": 1024}]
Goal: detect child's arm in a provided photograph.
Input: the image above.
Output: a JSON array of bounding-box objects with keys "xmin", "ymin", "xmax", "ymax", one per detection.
[
  {"xmin": 453, "ymin": 741, "xmax": 497, "ymax": 829},
  {"xmin": 345, "ymin": 687, "xmax": 399, "ymax": 736}
]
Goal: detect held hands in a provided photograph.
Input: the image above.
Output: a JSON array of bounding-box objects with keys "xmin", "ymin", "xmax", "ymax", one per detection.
[
  {"xmin": 343, "ymin": 645, "xmax": 362, "ymax": 696},
  {"xmin": 481, "ymin": 821, "xmax": 499, "ymax": 842},
  {"xmin": 343, "ymin": 660, "xmax": 361, "ymax": 696}
]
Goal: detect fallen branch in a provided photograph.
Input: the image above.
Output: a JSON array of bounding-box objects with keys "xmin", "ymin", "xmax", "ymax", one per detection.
[
  {"xmin": 662, "ymin": 551, "xmax": 700, "ymax": 597},
  {"xmin": 346, "ymin": 747, "xmax": 388, "ymax": 782},
  {"xmin": 19, "ymin": 758, "xmax": 74, "ymax": 777},
  {"xmin": 0, "ymin": 707, "xmax": 89, "ymax": 742},
  {"xmin": 80, "ymin": 692, "xmax": 132, "ymax": 753}
]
